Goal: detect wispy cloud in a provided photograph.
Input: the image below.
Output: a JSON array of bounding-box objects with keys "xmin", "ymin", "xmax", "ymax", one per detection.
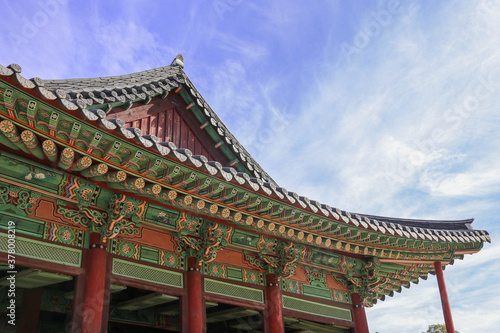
[
  {"xmin": 241, "ymin": 2, "xmax": 500, "ymax": 331},
  {"xmin": 368, "ymin": 241, "xmax": 500, "ymax": 333},
  {"xmin": 0, "ymin": 1, "xmax": 498, "ymax": 332},
  {"xmin": 93, "ymin": 20, "xmax": 176, "ymax": 75},
  {"xmin": 256, "ymin": 0, "xmax": 500, "ymax": 216}
]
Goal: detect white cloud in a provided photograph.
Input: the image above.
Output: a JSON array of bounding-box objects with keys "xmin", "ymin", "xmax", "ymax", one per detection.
[
  {"xmin": 420, "ymin": 163, "xmax": 500, "ymax": 197},
  {"xmin": 0, "ymin": 1, "xmax": 498, "ymax": 332},
  {"xmin": 247, "ymin": 2, "xmax": 500, "ymax": 330},
  {"xmin": 94, "ymin": 21, "xmax": 176, "ymax": 75}
]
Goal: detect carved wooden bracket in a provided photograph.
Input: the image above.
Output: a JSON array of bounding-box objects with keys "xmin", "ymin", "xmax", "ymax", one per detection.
[
  {"xmin": 173, "ymin": 219, "xmax": 233, "ymax": 265},
  {"xmin": 346, "ymin": 257, "xmax": 382, "ymax": 306},
  {"xmin": 58, "ymin": 193, "xmax": 144, "ymax": 242},
  {"xmin": 244, "ymin": 240, "xmax": 305, "ymax": 280}
]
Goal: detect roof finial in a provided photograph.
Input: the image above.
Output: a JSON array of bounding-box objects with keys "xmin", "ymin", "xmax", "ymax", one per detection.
[{"xmin": 171, "ymin": 54, "xmax": 184, "ymax": 68}]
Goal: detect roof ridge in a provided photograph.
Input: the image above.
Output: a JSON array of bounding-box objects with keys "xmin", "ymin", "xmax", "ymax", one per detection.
[{"xmin": 2, "ymin": 61, "xmax": 277, "ymax": 185}]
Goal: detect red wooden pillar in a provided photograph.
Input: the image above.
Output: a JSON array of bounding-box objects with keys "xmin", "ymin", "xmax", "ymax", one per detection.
[
  {"xmin": 70, "ymin": 274, "xmax": 86, "ymax": 333},
  {"xmin": 265, "ymin": 273, "xmax": 284, "ymax": 333},
  {"xmin": 351, "ymin": 292, "xmax": 369, "ymax": 333},
  {"xmin": 81, "ymin": 232, "xmax": 108, "ymax": 333},
  {"xmin": 187, "ymin": 256, "xmax": 203, "ymax": 333},
  {"xmin": 434, "ymin": 262, "xmax": 455, "ymax": 333},
  {"xmin": 17, "ymin": 287, "xmax": 43, "ymax": 332}
]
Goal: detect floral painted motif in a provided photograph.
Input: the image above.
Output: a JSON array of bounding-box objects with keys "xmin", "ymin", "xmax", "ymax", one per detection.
[
  {"xmin": 196, "ymin": 200, "xmax": 205, "ymax": 210},
  {"xmin": 122, "ymin": 244, "xmax": 131, "ymax": 254},
  {"xmin": 54, "ymin": 226, "xmax": 76, "ymax": 244},
  {"xmin": 234, "ymin": 212, "xmax": 242, "ymax": 222},
  {"xmin": 246, "ymin": 271, "xmax": 258, "ymax": 284},
  {"xmin": 206, "ymin": 263, "xmax": 224, "ymax": 278},
  {"xmin": 209, "ymin": 204, "xmax": 218, "ymax": 215},
  {"xmin": 119, "ymin": 242, "xmax": 135, "ymax": 258},
  {"xmin": 334, "ymin": 290, "xmax": 350, "ymax": 304},
  {"xmin": 307, "ymin": 234, "xmax": 314, "ymax": 244},
  {"xmin": 163, "ymin": 253, "xmax": 178, "ymax": 268},
  {"xmin": 60, "ymin": 230, "xmax": 72, "ymax": 240},
  {"xmin": 287, "ymin": 280, "xmax": 300, "ymax": 293}
]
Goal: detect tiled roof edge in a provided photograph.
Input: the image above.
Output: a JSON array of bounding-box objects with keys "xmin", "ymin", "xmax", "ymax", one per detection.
[{"xmin": 0, "ymin": 62, "xmax": 491, "ymax": 245}]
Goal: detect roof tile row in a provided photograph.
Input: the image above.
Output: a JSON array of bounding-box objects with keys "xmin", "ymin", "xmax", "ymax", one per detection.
[{"xmin": 0, "ymin": 62, "xmax": 490, "ymax": 245}]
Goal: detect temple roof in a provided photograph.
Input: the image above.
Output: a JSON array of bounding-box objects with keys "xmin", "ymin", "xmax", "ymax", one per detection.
[
  {"xmin": 0, "ymin": 61, "xmax": 491, "ymax": 247},
  {"xmin": 6, "ymin": 58, "xmax": 276, "ymax": 186},
  {"xmin": 0, "ymin": 59, "xmax": 493, "ymax": 307}
]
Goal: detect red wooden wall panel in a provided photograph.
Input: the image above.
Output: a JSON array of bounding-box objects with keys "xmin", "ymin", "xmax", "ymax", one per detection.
[
  {"xmin": 150, "ymin": 114, "xmax": 157, "ymax": 137},
  {"xmin": 122, "ymin": 107, "xmax": 216, "ymax": 160},
  {"xmin": 166, "ymin": 108, "xmax": 174, "ymax": 142}
]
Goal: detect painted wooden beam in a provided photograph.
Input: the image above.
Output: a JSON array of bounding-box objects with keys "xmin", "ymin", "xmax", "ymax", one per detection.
[
  {"xmin": 136, "ymin": 183, "xmax": 162, "ymax": 197},
  {"xmin": 70, "ymin": 156, "xmax": 92, "ymax": 172},
  {"xmin": 48, "ymin": 111, "xmax": 60, "ymax": 136},
  {"xmin": 58, "ymin": 147, "xmax": 75, "ymax": 170},
  {"xmin": 205, "ymin": 183, "xmax": 225, "ymax": 197},
  {"xmin": 108, "ymin": 177, "xmax": 145, "ymax": 191},
  {"xmin": 20, "ymin": 130, "xmax": 44, "ymax": 159},
  {"xmin": 42, "ymin": 139, "xmax": 58, "ymax": 162},
  {"xmin": 80, "ymin": 163, "xmax": 108, "ymax": 177},
  {"xmin": 157, "ymin": 166, "xmax": 180, "ymax": 182},
  {"xmin": 93, "ymin": 170, "xmax": 127, "ymax": 183},
  {"xmin": 0, "ymin": 120, "xmax": 29, "ymax": 153},
  {"xmin": 0, "ymin": 128, "xmax": 21, "ymax": 151}
]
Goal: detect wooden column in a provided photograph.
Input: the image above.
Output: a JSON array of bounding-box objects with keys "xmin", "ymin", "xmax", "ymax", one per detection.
[
  {"xmin": 434, "ymin": 262, "xmax": 455, "ymax": 333},
  {"xmin": 17, "ymin": 287, "xmax": 43, "ymax": 332},
  {"xmin": 70, "ymin": 274, "xmax": 86, "ymax": 333},
  {"xmin": 81, "ymin": 232, "xmax": 108, "ymax": 333},
  {"xmin": 187, "ymin": 256, "xmax": 204, "ymax": 333},
  {"xmin": 351, "ymin": 292, "xmax": 369, "ymax": 333},
  {"xmin": 265, "ymin": 273, "xmax": 284, "ymax": 333}
]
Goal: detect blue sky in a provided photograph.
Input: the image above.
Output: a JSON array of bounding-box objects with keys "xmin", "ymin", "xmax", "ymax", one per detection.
[{"xmin": 1, "ymin": 1, "xmax": 499, "ymax": 332}]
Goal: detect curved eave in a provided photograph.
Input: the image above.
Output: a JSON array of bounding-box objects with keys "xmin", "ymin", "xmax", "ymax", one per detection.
[{"xmin": 0, "ymin": 63, "xmax": 491, "ymax": 252}]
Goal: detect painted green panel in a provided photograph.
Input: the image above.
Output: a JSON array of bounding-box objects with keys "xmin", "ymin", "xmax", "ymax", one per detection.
[
  {"xmin": 303, "ymin": 285, "xmax": 332, "ymax": 300},
  {"xmin": 112, "ymin": 258, "xmax": 183, "ymax": 288},
  {"xmin": 308, "ymin": 249, "xmax": 342, "ymax": 270},
  {"xmin": 0, "ymin": 234, "xmax": 82, "ymax": 267},
  {"xmin": 0, "ymin": 152, "xmax": 63, "ymax": 193},
  {"xmin": 226, "ymin": 266, "xmax": 243, "ymax": 281},
  {"xmin": 145, "ymin": 204, "xmax": 179, "ymax": 227},
  {"xmin": 204, "ymin": 278, "xmax": 264, "ymax": 303},
  {"xmin": 140, "ymin": 246, "xmax": 159, "ymax": 263},
  {"xmin": 231, "ymin": 230, "xmax": 260, "ymax": 249},
  {"xmin": 0, "ymin": 213, "xmax": 44, "ymax": 238},
  {"xmin": 282, "ymin": 295, "xmax": 352, "ymax": 322}
]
